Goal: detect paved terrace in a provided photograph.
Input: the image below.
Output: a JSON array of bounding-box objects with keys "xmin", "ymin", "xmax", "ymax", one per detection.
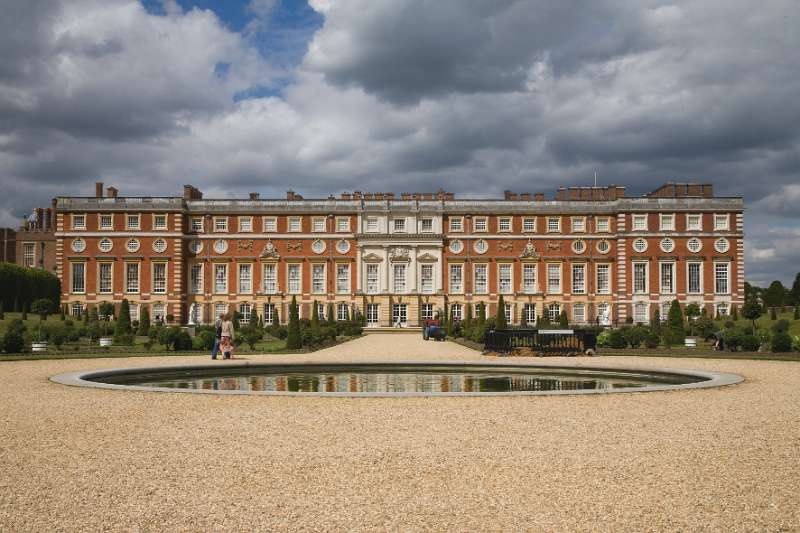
[{"xmin": 1, "ymin": 334, "xmax": 798, "ymax": 532}]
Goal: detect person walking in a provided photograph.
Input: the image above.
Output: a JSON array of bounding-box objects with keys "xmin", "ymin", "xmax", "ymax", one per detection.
[
  {"xmin": 211, "ymin": 313, "xmax": 223, "ymax": 360},
  {"xmin": 219, "ymin": 312, "xmax": 235, "ymax": 359}
]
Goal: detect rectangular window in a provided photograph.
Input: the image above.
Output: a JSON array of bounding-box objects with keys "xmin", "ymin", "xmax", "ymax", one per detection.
[
  {"xmin": 263, "ymin": 264, "xmax": 277, "ymax": 294},
  {"xmin": 687, "ymin": 262, "xmax": 702, "ymax": 294},
  {"xmin": 498, "ymin": 217, "xmax": 511, "ymax": 232},
  {"xmin": 547, "ymin": 217, "xmax": 560, "ymax": 233},
  {"xmin": 573, "ymin": 304, "xmax": 585, "ymax": 324},
  {"xmin": 474, "ymin": 264, "xmax": 488, "ymax": 294},
  {"xmin": 366, "ymin": 264, "xmax": 379, "ymax": 294},
  {"xmin": 449, "ymin": 218, "xmax": 463, "ymax": 232},
  {"xmin": 547, "ymin": 263, "xmax": 561, "ymax": 294},
  {"xmin": 523, "ymin": 217, "xmax": 536, "ymax": 232},
  {"xmin": 473, "ymin": 217, "xmax": 487, "ymax": 232},
  {"xmin": 317, "ymin": 303, "xmax": 325, "ymax": 320},
  {"xmin": 547, "ymin": 303, "xmax": 561, "ymax": 322},
  {"xmin": 336, "ymin": 217, "xmax": 350, "ymax": 232},
  {"xmin": 632, "ymin": 214, "xmax": 648, "ymax": 231},
  {"xmin": 334, "ymin": 303, "xmax": 346, "ymax": 321},
  {"xmin": 100, "ymin": 214, "xmax": 113, "ymax": 230},
  {"xmin": 191, "ymin": 217, "xmax": 204, "ymax": 232},
  {"xmin": 288, "ymin": 217, "xmax": 302, "ymax": 232},
  {"xmin": 633, "ymin": 262, "xmax": 648, "ymax": 294},
  {"xmin": 498, "ymin": 264, "xmax": 512, "ymax": 294},
  {"xmin": 715, "ymin": 263, "xmax": 729, "ymax": 294},
  {"xmin": 312, "ymin": 217, "xmax": 325, "ymax": 232},
  {"xmin": 523, "ymin": 303, "xmax": 536, "ymax": 325},
  {"xmin": 72, "ymin": 215, "xmax": 86, "ymax": 230},
  {"xmin": 660, "ymin": 262, "xmax": 675, "ymax": 294},
  {"xmin": 687, "ymin": 214, "xmax": 702, "ymax": 231},
  {"xmin": 214, "ymin": 217, "xmax": 228, "ymax": 232},
  {"xmin": 393, "ymin": 218, "xmax": 406, "ymax": 232},
  {"xmin": 190, "ymin": 264, "xmax": 203, "ymax": 294},
  {"xmin": 451, "ymin": 304, "xmax": 462, "ymax": 322},
  {"xmin": 239, "ymin": 303, "xmax": 251, "ymax": 325},
  {"xmin": 393, "ymin": 264, "xmax": 406, "ymax": 293},
  {"xmin": 366, "ymin": 304, "xmax": 379, "ymax": 325},
  {"xmin": 634, "ymin": 303, "xmax": 649, "ymax": 324},
  {"xmin": 263, "ymin": 304, "xmax": 276, "ymax": 325},
  {"xmin": 571, "ymin": 217, "xmax": 585, "ymax": 232},
  {"xmin": 596, "ymin": 217, "xmax": 610, "ymax": 232},
  {"xmin": 239, "ymin": 217, "xmax": 252, "ymax": 232},
  {"xmin": 420, "ymin": 264, "xmax": 434, "ymax": 293},
  {"xmin": 152, "ymin": 263, "xmax": 167, "ymax": 294},
  {"xmin": 129, "ymin": 304, "xmax": 139, "ymax": 322},
  {"xmin": 366, "ymin": 218, "xmax": 379, "ymax": 232},
  {"xmin": 213, "ymin": 303, "xmax": 227, "ymax": 321},
  {"xmin": 238, "ymin": 263, "xmax": 252, "ymax": 294},
  {"xmin": 660, "ymin": 213, "xmax": 675, "ymax": 231},
  {"xmin": 596, "ymin": 264, "xmax": 611, "ymax": 295},
  {"xmin": 714, "ymin": 214, "xmax": 729, "ymax": 231},
  {"xmin": 522, "ymin": 264, "xmax": 537, "ymax": 293},
  {"xmin": 421, "ymin": 218, "xmax": 433, "ymax": 232},
  {"xmin": 22, "ymin": 242, "xmax": 35, "ymax": 268},
  {"xmin": 126, "ymin": 214, "xmax": 140, "ymax": 230},
  {"xmin": 572, "ymin": 264, "xmax": 586, "ymax": 294},
  {"xmin": 154, "ymin": 215, "xmax": 167, "ymax": 230},
  {"xmin": 263, "ymin": 217, "xmax": 277, "ymax": 232},
  {"xmin": 214, "ymin": 264, "xmax": 228, "ymax": 294},
  {"xmin": 336, "ymin": 264, "xmax": 350, "ymax": 293},
  {"xmin": 98, "ymin": 263, "xmax": 112, "ymax": 294},
  {"xmin": 312, "ymin": 264, "xmax": 325, "ymax": 294},
  {"xmin": 504, "ymin": 304, "xmax": 512, "ymax": 324},
  {"xmin": 125, "ymin": 263, "xmax": 139, "ymax": 293},
  {"xmin": 421, "ymin": 303, "xmax": 434, "ymax": 321},
  {"xmin": 287, "ymin": 264, "xmax": 301, "ymax": 294},
  {"xmin": 449, "ymin": 264, "xmax": 463, "ymax": 293}
]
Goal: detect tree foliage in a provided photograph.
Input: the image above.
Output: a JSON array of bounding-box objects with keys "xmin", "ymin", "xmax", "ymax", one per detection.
[
  {"xmin": 495, "ymin": 295, "xmax": 507, "ymax": 329},
  {"xmin": 0, "ymin": 263, "xmax": 60, "ymax": 314},
  {"xmin": 663, "ymin": 300, "xmax": 685, "ymax": 347},
  {"xmin": 286, "ymin": 296, "xmax": 302, "ymax": 349}
]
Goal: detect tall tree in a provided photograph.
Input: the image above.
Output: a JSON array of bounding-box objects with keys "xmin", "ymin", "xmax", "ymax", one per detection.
[
  {"xmin": 115, "ymin": 299, "xmax": 132, "ymax": 335},
  {"xmin": 763, "ymin": 280, "xmax": 787, "ymax": 309},
  {"xmin": 138, "ymin": 306, "xmax": 150, "ymax": 336},
  {"xmin": 663, "ymin": 299, "xmax": 685, "ymax": 347},
  {"xmin": 286, "ymin": 296, "xmax": 302, "ymax": 349},
  {"xmin": 742, "ymin": 299, "xmax": 762, "ymax": 332},
  {"xmin": 496, "ymin": 295, "xmax": 507, "ymax": 329},
  {"xmin": 789, "ymin": 272, "xmax": 800, "ymax": 307}
]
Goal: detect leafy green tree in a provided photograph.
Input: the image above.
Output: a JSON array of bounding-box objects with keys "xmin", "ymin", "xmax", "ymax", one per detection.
[
  {"xmin": 138, "ymin": 306, "xmax": 150, "ymax": 336},
  {"xmin": 60, "ymin": 305, "xmax": 65, "ymax": 320},
  {"xmin": 240, "ymin": 323, "xmax": 263, "ymax": 350},
  {"xmin": 114, "ymin": 299, "xmax": 133, "ymax": 345},
  {"xmin": 559, "ymin": 309, "xmax": 569, "ymax": 327},
  {"xmin": 789, "ymin": 272, "xmax": 800, "ymax": 306},
  {"xmin": 730, "ymin": 305, "xmax": 739, "ymax": 321},
  {"xmin": 286, "ymin": 296, "xmax": 302, "ymax": 349},
  {"xmin": 463, "ymin": 304, "xmax": 473, "ymax": 339},
  {"xmin": 770, "ymin": 307, "xmax": 777, "ymax": 320},
  {"xmin": 31, "ymin": 299, "xmax": 53, "ymax": 320},
  {"xmin": 650, "ymin": 309, "xmax": 661, "ymax": 333},
  {"xmin": 742, "ymin": 299, "xmax": 762, "ymax": 332},
  {"xmin": 663, "ymin": 300, "xmax": 685, "ymax": 347},
  {"xmin": 794, "ymin": 306, "xmax": 800, "ymax": 320},
  {"xmin": 685, "ymin": 303, "xmax": 701, "ymax": 322},
  {"xmin": 496, "ymin": 295, "xmax": 507, "ymax": 329},
  {"xmin": 771, "ymin": 332, "xmax": 792, "ymax": 353},
  {"xmin": 98, "ymin": 302, "xmax": 115, "ymax": 320},
  {"xmin": 327, "ymin": 303, "xmax": 335, "ymax": 326},
  {"xmin": 763, "ymin": 280, "xmax": 787, "ymax": 309}
]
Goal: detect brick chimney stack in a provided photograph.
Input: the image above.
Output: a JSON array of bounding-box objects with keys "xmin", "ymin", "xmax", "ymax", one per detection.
[
  {"xmin": 106, "ymin": 187, "xmax": 118, "ymax": 198},
  {"xmin": 95, "ymin": 182, "xmax": 103, "ymax": 197},
  {"xmin": 249, "ymin": 192, "xmax": 260, "ymax": 200}
]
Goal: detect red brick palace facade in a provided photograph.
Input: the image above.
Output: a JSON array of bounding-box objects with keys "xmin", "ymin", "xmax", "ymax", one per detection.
[{"xmin": 54, "ymin": 182, "xmax": 744, "ymax": 327}]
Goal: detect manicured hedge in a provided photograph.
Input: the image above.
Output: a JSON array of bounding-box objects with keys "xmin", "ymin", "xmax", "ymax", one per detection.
[{"xmin": 0, "ymin": 263, "xmax": 60, "ymax": 311}]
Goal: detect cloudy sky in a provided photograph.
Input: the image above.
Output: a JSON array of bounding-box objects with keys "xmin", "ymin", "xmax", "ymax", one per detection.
[{"xmin": 1, "ymin": 0, "xmax": 799, "ymax": 285}]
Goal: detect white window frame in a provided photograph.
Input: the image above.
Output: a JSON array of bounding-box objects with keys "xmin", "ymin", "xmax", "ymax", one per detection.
[
  {"xmin": 572, "ymin": 303, "xmax": 586, "ymax": 324},
  {"xmin": 522, "ymin": 263, "xmax": 537, "ymax": 294},
  {"xmin": 238, "ymin": 263, "xmax": 253, "ymax": 294},
  {"xmin": 190, "ymin": 264, "xmax": 203, "ymax": 294},
  {"xmin": 239, "ymin": 303, "xmax": 251, "ymax": 325},
  {"xmin": 99, "ymin": 214, "xmax": 114, "ymax": 230},
  {"xmin": 213, "ymin": 217, "xmax": 228, "ymax": 233},
  {"xmin": 596, "ymin": 217, "xmax": 610, "ymax": 233},
  {"xmin": 365, "ymin": 217, "xmax": 379, "ymax": 233},
  {"xmin": 263, "ymin": 304, "xmax": 276, "ymax": 325},
  {"xmin": 288, "ymin": 217, "xmax": 302, "ymax": 232},
  {"xmin": 336, "ymin": 263, "xmax": 350, "ymax": 294},
  {"xmin": 449, "ymin": 217, "xmax": 463, "ymax": 232},
  {"xmin": 633, "ymin": 261, "xmax": 649, "ymax": 294},
  {"xmin": 421, "ymin": 303, "xmax": 434, "ymax": 321},
  {"xmin": 449, "ymin": 263, "xmax": 463, "ymax": 293},
  {"xmin": 393, "ymin": 218, "xmax": 406, "ymax": 233},
  {"xmin": 98, "ymin": 262, "xmax": 113, "ymax": 294},
  {"xmin": 393, "ymin": 263, "xmax": 407, "ymax": 293},
  {"xmin": 214, "ymin": 263, "xmax": 228, "ymax": 294},
  {"xmin": 596, "ymin": 264, "xmax": 611, "ymax": 295},
  {"xmin": 659, "ymin": 262, "xmax": 675, "ymax": 294},
  {"xmin": 504, "ymin": 304, "xmax": 512, "ymax": 324},
  {"xmin": 421, "ymin": 218, "xmax": 434, "ymax": 233},
  {"xmin": 687, "ymin": 262, "xmax": 703, "ymax": 294},
  {"xmin": 191, "ymin": 217, "xmax": 204, "ymax": 232},
  {"xmin": 152, "ymin": 262, "xmax": 167, "ymax": 294},
  {"xmin": 546, "ymin": 217, "xmax": 561, "ymax": 233},
  {"xmin": 498, "ymin": 263, "xmax": 513, "ymax": 294},
  {"xmin": 22, "ymin": 242, "xmax": 35, "ymax": 268},
  {"xmin": 523, "ymin": 303, "xmax": 536, "ymax": 325},
  {"xmin": 686, "ymin": 214, "xmax": 702, "ymax": 231},
  {"xmin": 125, "ymin": 262, "xmax": 140, "ymax": 294},
  {"xmin": 312, "ymin": 217, "xmax": 326, "ymax": 233},
  {"xmin": 548, "ymin": 303, "xmax": 561, "ymax": 322},
  {"xmin": 311, "ymin": 264, "xmax": 325, "ymax": 294},
  {"xmin": 473, "ymin": 217, "xmax": 488, "ymax": 232},
  {"xmin": 714, "ymin": 214, "xmax": 730, "ymax": 231},
  {"xmin": 714, "ymin": 262, "xmax": 730, "ymax": 295},
  {"xmin": 451, "ymin": 304, "xmax": 463, "ymax": 322},
  {"xmin": 547, "ymin": 263, "xmax": 562, "ymax": 294},
  {"xmin": 336, "ymin": 217, "xmax": 350, "ymax": 233},
  {"xmin": 420, "ymin": 264, "xmax": 434, "ymax": 294},
  {"xmin": 366, "ymin": 263, "xmax": 380, "ymax": 294},
  {"xmin": 498, "ymin": 217, "xmax": 512, "ymax": 232},
  {"xmin": 153, "ymin": 214, "xmax": 168, "ymax": 231},
  {"xmin": 634, "ymin": 303, "xmax": 649, "ymax": 324},
  {"xmin": 632, "ymin": 214, "xmax": 648, "ymax": 231},
  {"xmin": 522, "ymin": 217, "xmax": 536, "ymax": 233},
  {"xmin": 474, "ymin": 264, "xmax": 488, "ymax": 294},
  {"xmin": 659, "ymin": 213, "xmax": 675, "ymax": 231},
  {"xmin": 571, "ymin": 263, "xmax": 586, "ymax": 295},
  {"xmin": 72, "ymin": 214, "xmax": 86, "ymax": 230},
  {"xmin": 571, "ymin": 217, "xmax": 586, "ymax": 233},
  {"xmin": 262, "ymin": 264, "xmax": 277, "ymax": 294},
  {"xmin": 126, "ymin": 214, "xmax": 140, "ymax": 231},
  {"xmin": 238, "ymin": 216, "xmax": 253, "ymax": 233},
  {"xmin": 337, "ymin": 303, "xmax": 349, "ymax": 321},
  {"xmin": 263, "ymin": 217, "xmax": 277, "ymax": 232},
  {"xmin": 287, "ymin": 263, "xmax": 301, "ymax": 294}
]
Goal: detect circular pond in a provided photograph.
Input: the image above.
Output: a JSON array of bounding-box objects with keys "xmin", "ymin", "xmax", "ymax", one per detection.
[{"xmin": 51, "ymin": 362, "xmax": 742, "ymax": 397}]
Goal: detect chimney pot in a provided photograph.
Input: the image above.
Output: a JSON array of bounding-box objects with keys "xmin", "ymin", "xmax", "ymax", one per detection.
[
  {"xmin": 106, "ymin": 187, "xmax": 118, "ymax": 198},
  {"xmin": 95, "ymin": 182, "xmax": 104, "ymax": 197},
  {"xmin": 249, "ymin": 192, "xmax": 260, "ymax": 200}
]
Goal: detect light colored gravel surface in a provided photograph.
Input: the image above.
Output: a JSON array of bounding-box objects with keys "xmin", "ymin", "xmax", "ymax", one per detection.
[{"xmin": 1, "ymin": 333, "xmax": 799, "ymax": 532}]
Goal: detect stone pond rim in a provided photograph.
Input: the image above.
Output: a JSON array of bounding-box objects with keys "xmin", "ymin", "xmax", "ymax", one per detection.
[{"xmin": 50, "ymin": 361, "xmax": 744, "ymax": 397}]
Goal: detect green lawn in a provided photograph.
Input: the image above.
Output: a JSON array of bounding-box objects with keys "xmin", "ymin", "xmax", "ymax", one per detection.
[{"xmin": 712, "ymin": 309, "xmax": 800, "ymax": 335}]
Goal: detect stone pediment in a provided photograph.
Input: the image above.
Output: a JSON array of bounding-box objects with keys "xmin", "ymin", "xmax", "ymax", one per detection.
[
  {"xmin": 389, "ymin": 247, "xmax": 411, "ymax": 262},
  {"xmin": 520, "ymin": 240, "xmax": 540, "ymax": 261},
  {"xmin": 259, "ymin": 240, "xmax": 280, "ymax": 260},
  {"xmin": 416, "ymin": 253, "xmax": 438, "ymax": 263},
  {"xmin": 362, "ymin": 252, "xmax": 384, "ymax": 263}
]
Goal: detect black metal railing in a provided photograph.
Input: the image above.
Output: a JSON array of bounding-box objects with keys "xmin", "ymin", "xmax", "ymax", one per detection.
[{"xmin": 483, "ymin": 329, "xmax": 597, "ymax": 355}]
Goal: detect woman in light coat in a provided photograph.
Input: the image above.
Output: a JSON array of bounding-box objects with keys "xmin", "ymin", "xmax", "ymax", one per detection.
[{"xmin": 219, "ymin": 313, "xmax": 235, "ymax": 359}]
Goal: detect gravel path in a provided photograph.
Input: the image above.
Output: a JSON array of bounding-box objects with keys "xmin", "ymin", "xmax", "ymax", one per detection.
[{"xmin": 1, "ymin": 334, "xmax": 798, "ymax": 532}]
